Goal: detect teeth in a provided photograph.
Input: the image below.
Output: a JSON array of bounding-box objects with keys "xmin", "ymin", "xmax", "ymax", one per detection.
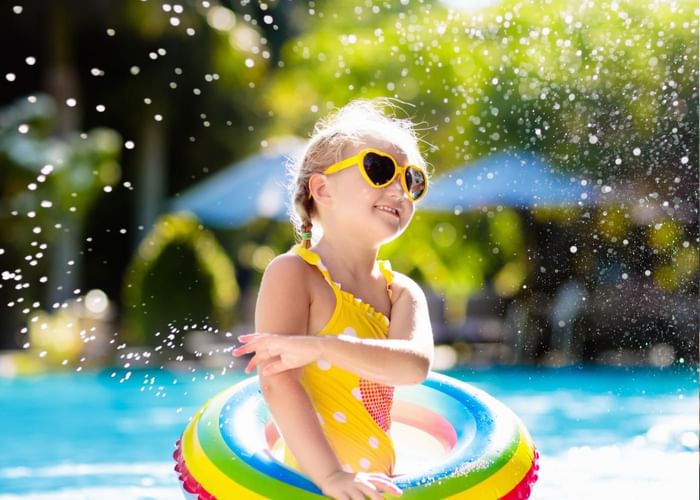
[{"xmin": 376, "ymin": 206, "xmax": 398, "ymax": 216}]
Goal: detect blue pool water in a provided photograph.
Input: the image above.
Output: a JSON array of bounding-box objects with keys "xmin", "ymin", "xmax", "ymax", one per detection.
[{"xmin": 0, "ymin": 366, "xmax": 697, "ymax": 499}]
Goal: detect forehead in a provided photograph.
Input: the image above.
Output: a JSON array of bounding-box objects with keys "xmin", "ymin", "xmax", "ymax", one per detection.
[{"xmin": 345, "ymin": 135, "xmax": 410, "ymax": 165}]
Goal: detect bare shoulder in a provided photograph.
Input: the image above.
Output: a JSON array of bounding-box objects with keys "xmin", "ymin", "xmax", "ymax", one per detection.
[
  {"xmin": 262, "ymin": 252, "xmax": 311, "ymax": 285},
  {"xmin": 255, "ymin": 252, "xmax": 311, "ymax": 336},
  {"xmin": 389, "ymin": 270, "xmax": 427, "ymax": 305},
  {"xmin": 258, "ymin": 252, "xmax": 314, "ymax": 306}
]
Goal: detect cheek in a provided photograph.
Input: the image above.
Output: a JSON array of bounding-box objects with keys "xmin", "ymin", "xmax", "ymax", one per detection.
[
  {"xmin": 346, "ymin": 176, "xmax": 376, "ymax": 203},
  {"xmin": 404, "ymin": 205, "xmax": 416, "ymax": 223}
]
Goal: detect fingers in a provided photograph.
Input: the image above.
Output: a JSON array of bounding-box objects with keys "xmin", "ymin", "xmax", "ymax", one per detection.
[
  {"xmin": 261, "ymin": 359, "xmax": 286, "ymax": 376},
  {"xmin": 237, "ymin": 333, "xmax": 265, "ymax": 343},
  {"xmin": 355, "ymin": 482, "xmax": 382, "ymax": 500},
  {"xmin": 243, "ymin": 351, "xmax": 262, "ymax": 373},
  {"xmin": 235, "ymin": 337, "xmax": 283, "ymax": 374},
  {"xmin": 345, "ymin": 489, "xmax": 367, "ymax": 500},
  {"xmin": 232, "ymin": 345, "xmax": 248, "ymax": 356},
  {"xmin": 370, "ymin": 480, "xmax": 402, "ymax": 496},
  {"xmin": 233, "ymin": 342, "xmax": 258, "ymax": 358},
  {"xmin": 365, "ymin": 474, "xmax": 402, "ymax": 496},
  {"xmin": 233, "ymin": 334, "xmax": 273, "ymax": 357},
  {"xmin": 232, "ymin": 339, "xmax": 256, "ymax": 357},
  {"xmin": 322, "ymin": 471, "xmax": 400, "ymax": 500}
]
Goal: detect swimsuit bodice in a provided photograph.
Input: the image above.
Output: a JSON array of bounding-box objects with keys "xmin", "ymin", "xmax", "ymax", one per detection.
[{"xmin": 281, "ymin": 243, "xmax": 396, "ymax": 475}]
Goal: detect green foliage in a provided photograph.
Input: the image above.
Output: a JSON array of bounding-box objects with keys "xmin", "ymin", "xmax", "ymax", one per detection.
[
  {"xmin": 379, "ymin": 207, "xmax": 526, "ymax": 310},
  {"xmin": 0, "ymin": 94, "xmax": 122, "ymax": 234},
  {"xmin": 0, "ymin": 93, "xmax": 122, "ymax": 325},
  {"xmin": 264, "ymin": 0, "xmax": 697, "ymax": 178},
  {"xmin": 121, "ymin": 212, "xmax": 239, "ymax": 346}
]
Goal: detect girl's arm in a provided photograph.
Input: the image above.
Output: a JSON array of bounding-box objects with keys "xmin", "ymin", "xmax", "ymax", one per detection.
[
  {"xmin": 318, "ymin": 275, "xmax": 433, "ymax": 385},
  {"xmin": 254, "ymin": 255, "xmax": 339, "ymax": 486},
  {"xmin": 237, "ymin": 273, "xmax": 434, "ymax": 386},
  {"xmin": 251, "ymin": 255, "xmax": 402, "ymax": 499}
]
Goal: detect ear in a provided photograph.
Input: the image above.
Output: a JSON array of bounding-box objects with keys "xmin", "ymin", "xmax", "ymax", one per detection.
[{"xmin": 308, "ymin": 172, "xmax": 333, "ymax": 207}]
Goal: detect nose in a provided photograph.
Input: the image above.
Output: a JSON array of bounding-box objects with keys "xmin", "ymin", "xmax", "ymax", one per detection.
[{"xmin": 387, "ymin": 174, "xmax": 405, "ymax": 198}]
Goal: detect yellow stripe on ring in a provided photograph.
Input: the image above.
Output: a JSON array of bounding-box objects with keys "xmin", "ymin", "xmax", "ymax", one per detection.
[
  {"xmin": 180, "ymin": 409, "xmax": 268, "ymax": 500},
  {"xmin": 446, "ymin": 423, "xmax": 535, "ymax": 500}
]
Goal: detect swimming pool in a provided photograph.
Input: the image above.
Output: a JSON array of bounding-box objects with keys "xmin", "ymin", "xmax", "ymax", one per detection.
[{"xmin": 0, "ymin": 366, "xmax": 697, "ymax": 499}]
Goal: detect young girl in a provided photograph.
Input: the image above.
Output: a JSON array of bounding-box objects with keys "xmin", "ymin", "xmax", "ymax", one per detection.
[{"xmin": 233, "ymin": 98, "xmax": 434, "ymax": 500}]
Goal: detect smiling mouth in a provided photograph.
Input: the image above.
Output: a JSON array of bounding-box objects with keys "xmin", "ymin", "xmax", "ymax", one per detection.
[{"xmin": 375, "ymin": 206, "xmax": 400, "ymax": 218}]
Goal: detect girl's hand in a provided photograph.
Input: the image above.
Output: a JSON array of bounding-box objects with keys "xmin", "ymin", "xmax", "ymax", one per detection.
[
  {"xmin": 232, "ymin": 333, "xmax": 323, "ymax": 375},
  {"xmin": 320, "ymin": 470, "xmax": 402, "ymax": 500}
]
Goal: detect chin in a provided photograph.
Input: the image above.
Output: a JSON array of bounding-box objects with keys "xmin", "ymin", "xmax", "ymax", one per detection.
[
  {"xmin": 378, "ymin": 223, "xmax": 408, "ymax": 244},
  {"xmin": 365, "ymin": 207, "xmax": 410, "ymax": 242}
]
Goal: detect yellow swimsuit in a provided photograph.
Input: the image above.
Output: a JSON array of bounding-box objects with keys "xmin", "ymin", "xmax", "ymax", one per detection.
[{"xmin": 282, "ymin": 243, "xmax": 396, "ymax": 476}]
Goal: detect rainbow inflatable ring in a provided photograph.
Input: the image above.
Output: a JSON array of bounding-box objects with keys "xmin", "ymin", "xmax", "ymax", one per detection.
[{"xmin": 174, "ymin": 371, "xmax": 539, "ymax": 499}]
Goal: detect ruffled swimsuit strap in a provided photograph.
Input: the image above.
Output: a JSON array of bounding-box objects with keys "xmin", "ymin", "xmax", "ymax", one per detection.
[
  {"xmin": 290, "ymin": 244, "xmax": 342, "ymax": 295},
  {"xmin": 292, "ymin": 244, "xmax": 393, "ymax": 298},
  {"xmin": 377, "ymin": 259, "xmax": 394, "ymax": 301}
]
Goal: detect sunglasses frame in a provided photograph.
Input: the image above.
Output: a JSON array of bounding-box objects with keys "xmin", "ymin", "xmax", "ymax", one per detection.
[{"xmin": 311, "ymin": 148, "xmax": 428, "ymax": 203}]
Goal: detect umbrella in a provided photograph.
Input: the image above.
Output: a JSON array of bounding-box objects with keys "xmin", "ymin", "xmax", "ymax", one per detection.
[
  {"xmin": 172, "ymin": 146, "xmax": 594, "ymax": 227},
  {"xmin": 421, "ymin": 150, "xmax": 596, "ymax": 213},
  {"xmin": 170, "ymin": 137, "xmax": 305, "ymax": 228}
]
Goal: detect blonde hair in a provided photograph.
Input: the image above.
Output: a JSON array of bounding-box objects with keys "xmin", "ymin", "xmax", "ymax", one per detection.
[{"xmin": 285, "ymin": 98, "xmax": 430, "ymax": 249}]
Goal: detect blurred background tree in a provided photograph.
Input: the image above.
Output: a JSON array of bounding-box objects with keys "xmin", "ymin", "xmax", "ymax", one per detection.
[
  {"xmin": 121, "ymin": 212, "xmax": 238, "ymax": 348},
  {"xmin": 0, "ymin": 93, "xmax": 121, "ymax": 348}
]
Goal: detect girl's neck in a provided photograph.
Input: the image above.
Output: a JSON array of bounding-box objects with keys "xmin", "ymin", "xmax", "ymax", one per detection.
[{"xmin": 311, "ymin": 237, "xmax": 381, "ymax": 282}]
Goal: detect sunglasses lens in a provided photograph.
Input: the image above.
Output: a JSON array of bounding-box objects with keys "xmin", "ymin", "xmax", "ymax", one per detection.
[
  {"xmin": 363, "ymin": 153, "xmax": 396, "ymax": 186},
  {"xmin": 405, "ymin": 167, "xmax": 426, "ymax": 201}
]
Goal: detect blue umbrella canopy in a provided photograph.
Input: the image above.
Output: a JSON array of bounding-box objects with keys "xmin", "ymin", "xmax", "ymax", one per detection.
[
  {"xmin": 421, "ymin": 150, "xmax": 595, "ymax": 213},
  {"xmin": 170, "ymin": 137, "xmax": 305, "ymax": 228},
  {"xmin": 172, "ymin": 147, "xmax": 594, "ymax": 227}
]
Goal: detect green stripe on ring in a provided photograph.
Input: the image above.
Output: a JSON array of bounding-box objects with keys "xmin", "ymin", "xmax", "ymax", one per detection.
[
  {"xmin": 395, "ymin": 413, "xmax": 523, "ymax": 498},
  {"xmin": 196, "ymin": 389, "xmax": 325, "ymax": 499}
]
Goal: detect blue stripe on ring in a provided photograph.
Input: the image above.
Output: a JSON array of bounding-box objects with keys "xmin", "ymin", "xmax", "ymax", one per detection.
[
  {"xmin": 215, "ymin": 372, "xmax": 496, "ymax": 492},
  {"xmin": 218, "ymin": 377, "xmax": 323, "ymax": 494}
]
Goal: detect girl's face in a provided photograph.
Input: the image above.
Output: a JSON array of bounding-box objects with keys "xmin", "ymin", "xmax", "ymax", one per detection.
[{"xmin": 324, "ymin": 137, "xmax": 416, "ymax": 243}]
